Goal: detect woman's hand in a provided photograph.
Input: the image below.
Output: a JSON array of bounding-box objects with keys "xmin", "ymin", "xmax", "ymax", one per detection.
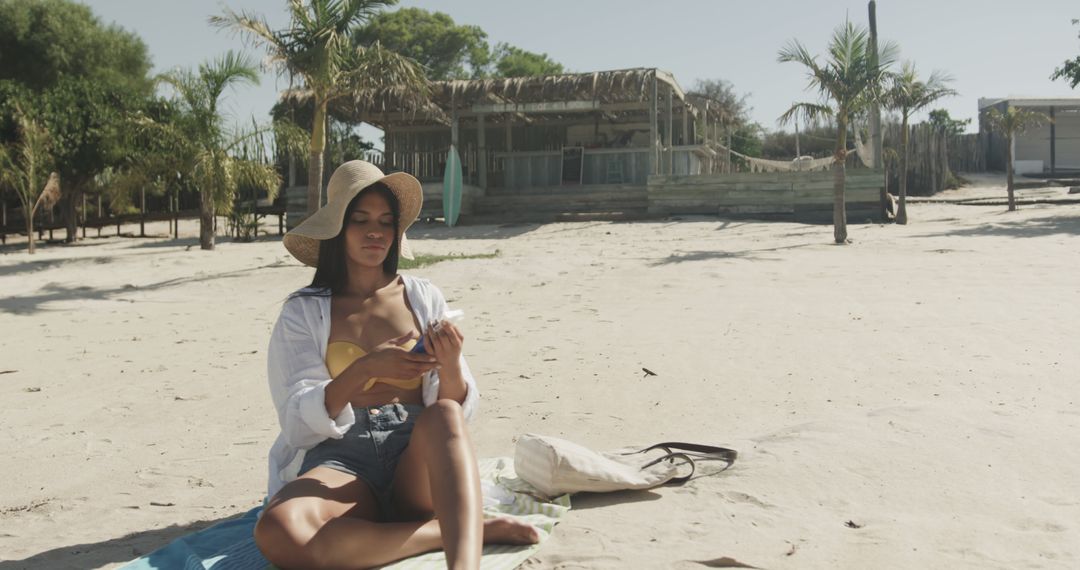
[
  {"xmin": 424, "ymin": 320, "xmax": 464, "ymax": 369},
  {"xmin": 356, "ymin": 332, "xmax": 439, "ymax": 380}
]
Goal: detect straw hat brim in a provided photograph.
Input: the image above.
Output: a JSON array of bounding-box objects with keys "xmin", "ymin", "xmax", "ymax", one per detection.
[{"xmin": 283, "ymin": 171, "xmax": 422, "ymax": 268}]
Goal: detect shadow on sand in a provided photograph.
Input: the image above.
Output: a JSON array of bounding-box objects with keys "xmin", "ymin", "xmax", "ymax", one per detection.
[
  {"xmin": 912, "ymin": 213, "xmax": 1080, "ymax": 240},
  {"xmin": 407, "ymin": 221, "xmax": 542, "ymax": 240},
  {"xmin": 0, "ymin": 261, "xmax": 292, "ymax": 315},
  {"xmin": 0, "ymin": 512, "xmax": 245, "ymax": 570},
  {"xmin": 649, "ymin": 243, "xmax": 815, "ymax": 266}
]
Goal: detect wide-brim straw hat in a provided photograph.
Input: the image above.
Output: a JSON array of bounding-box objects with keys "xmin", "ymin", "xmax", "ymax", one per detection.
[{"xmin": 283, "ymin": 160, "xmax": 422, "ymax": 267}]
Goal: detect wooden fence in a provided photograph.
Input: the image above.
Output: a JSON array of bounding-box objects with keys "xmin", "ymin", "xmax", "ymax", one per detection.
[
  {"xmin": 946, "ymin": 133, "xmax": 987, "ymax": 174},
  {"xmin": 879, "ymin": 124, "xmax": 988, "ymax": 197},
  {"xmin": 647, "ymin": 169, "xmax": 885, "ymax": 223}
]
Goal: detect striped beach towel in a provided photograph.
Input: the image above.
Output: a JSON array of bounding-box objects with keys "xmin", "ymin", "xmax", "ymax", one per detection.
[{"xmin": 120, "ymin": 457, "xmax": 571, "ymax": 570}]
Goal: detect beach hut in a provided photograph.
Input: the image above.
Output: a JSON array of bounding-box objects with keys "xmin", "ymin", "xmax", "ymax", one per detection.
[
  {"xmin": 978, "ymin": 97, "xmax": 1080, "ymax": 175},
  {"xmin": 322, "ymin": 68, "xmax": 729, "ymax": 222}
]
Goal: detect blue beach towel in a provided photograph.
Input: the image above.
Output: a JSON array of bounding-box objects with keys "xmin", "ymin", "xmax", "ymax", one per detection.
[{"xmin": 120, "ymin": 458, "xmax": 570, "ymax": 570}]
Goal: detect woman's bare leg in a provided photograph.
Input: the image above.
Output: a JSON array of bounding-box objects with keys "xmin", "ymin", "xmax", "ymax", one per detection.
[
  {"xmin": 399, "ymin": 399, "xmax": 483, "ymax": 568},
  {"xmin": 255, "ymin": 467, "xmax": 447, "ymax": 569},
  {"xmin": 257, "ymin": 402, "xmax": 540, "ymax": 570},
  {"xmin": 393, "ymin": 399, "xmax": 540, "ymax": 569}
]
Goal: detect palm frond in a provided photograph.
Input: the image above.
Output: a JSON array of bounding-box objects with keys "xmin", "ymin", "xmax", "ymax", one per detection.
[{"xmin": 778, "ymin": 102, "xmax": 834, "ymax": 126}]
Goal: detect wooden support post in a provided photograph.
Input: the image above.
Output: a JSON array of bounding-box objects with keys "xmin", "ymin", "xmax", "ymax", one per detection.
[
  {"xmin": 1050, "ymin": 106, "xmax": 1056, "ymax": 174},
  {"xmin": 2, "ymin": 200, "xmax": 6, "ymax": 244},
  {"xmin": 505, "ymin": 114, "xmax": 513, "ymax": 151},
  {"xmin": 869, "ymin": 0, "xmax": 885, "ymax": 219},
  {"xmin": 665, "ymin": 86, "xmax": 673, "ymax": 175},
  {"xmin": 97, "ymin": 195, "xmax": 102, "ymax": 237},
  {"xmin": 173, "ymin": 194, "xmax": 179, "ymax": 240},
  {"xmin": 385, "ymin": 127, "xmax": 394, "ymax": 169},
  {"xmin": 140, "ymin": 186, "xmax": 146, "ymax": 237},
  {"xmin": 81, "ymin": 194, "xmax": 87, "ymax": 239},
  {"xmin": 451, "ymin": 112, "xmax": 459, "ymax": 150},
  {"xmin": 726, "ymin": 131, "xmax": 733, "ymax": 173},
  {"xmin": 477, "ymin": 113, "xmax": 487, "ymax": 189},
  {"xmin": 681, "ymin": 100, "xmax": 688, "ymax": 146},
  {"xmin": 649, "ymin": 73, "xmax": 658, "ymax": 176}
]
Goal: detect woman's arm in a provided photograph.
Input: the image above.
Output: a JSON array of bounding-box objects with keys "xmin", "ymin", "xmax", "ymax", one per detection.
[
  {"xmin": 426, "ymin": 321, "xmax": 468, "ymax": 404},
  {"xmin": 421, "ymin": 282, "xmax": 480, "ymax": 418}
]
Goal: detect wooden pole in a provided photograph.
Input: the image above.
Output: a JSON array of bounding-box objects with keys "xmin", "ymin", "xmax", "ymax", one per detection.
[
  {"xmin": 139, "ymin": 186, "xmax": 146, "ymax": 237},
  {"xmin": 726, "ymin": 131, "xmax": 733, "ymax": 173},
  {"xmin": 869, "ymin": 0, "xmax": 886, "ymax": 219},
  {"xmin": 81, "ymin": 194, "xmax": 87, "ymax": 239},
  {"xmin": 1050, "ymin": 106, "xmax": 1056, "ymax": 174},
  {"xmin": 795, "ymin": 121, "xmax": 801, "ymax": 160},
  {"xmin": 97, "ymin": 195, "xmax": 102, "ymax": 237},
  {"xmin": 660, "ymin": 85, "xmax": 669, "ymax": 174},
  {"xmin": 2, "ymin": 200, "xmax": 6, "ymax": 244},
  {"xmin": 173, "ymin": 193, "xmax": 179, "ymax": 240},
  {"xmin": 649, "ymin": 71, "xmax": 658, "ymax": 176},
  {"xmin": 681, "ymin": 99, "xmax": 688, "ymax": 146},
  {"xmin": 477, "ymin": 114, "xmax": 487, "ymax": 189}
]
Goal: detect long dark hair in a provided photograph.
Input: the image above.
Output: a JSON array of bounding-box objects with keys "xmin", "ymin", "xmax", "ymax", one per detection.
[{"xmin": 307, "ymin": 183, "xmax": 401, "ymax": 294}]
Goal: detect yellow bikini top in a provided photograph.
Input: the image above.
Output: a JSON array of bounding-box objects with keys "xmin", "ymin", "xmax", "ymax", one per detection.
[{"xmin": 325, "ymin": 339, "xmax": 423, "ymax": 392}]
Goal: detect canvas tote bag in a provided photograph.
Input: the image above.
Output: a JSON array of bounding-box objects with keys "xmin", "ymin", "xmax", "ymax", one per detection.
[{"xmin": 514, "ymin": 434, "xmax": 737, "ymax": 498}]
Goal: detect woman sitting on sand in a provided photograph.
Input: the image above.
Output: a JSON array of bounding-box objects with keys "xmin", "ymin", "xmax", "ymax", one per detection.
[{"xmin": 255, "ymin": 160, "xmax": 538, "ymax": 569}]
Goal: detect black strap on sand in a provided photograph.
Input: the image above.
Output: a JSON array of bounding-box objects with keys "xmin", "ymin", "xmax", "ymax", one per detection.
[{"xmin": 622, "ymin": 442, "xmax": 738, "ymax": 485}]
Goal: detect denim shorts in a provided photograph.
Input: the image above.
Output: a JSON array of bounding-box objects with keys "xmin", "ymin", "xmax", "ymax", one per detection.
[{"xmin": 299, "ymin": 402, "xmax": 424, "ymax": 520}]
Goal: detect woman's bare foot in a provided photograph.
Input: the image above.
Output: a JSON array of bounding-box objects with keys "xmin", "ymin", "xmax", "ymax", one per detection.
[{"xmin": 482, "ymin": 517, "xmax": 541, "ymax": 545}]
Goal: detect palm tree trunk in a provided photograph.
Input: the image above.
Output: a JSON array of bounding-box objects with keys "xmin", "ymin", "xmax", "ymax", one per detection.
[
  {"xmin": 307, "ymin": 97, "xmax": 328, "ymax": 216},
  {"xmin": 833, "ymin": 115, "xmax": 849, "ymax": 244},
  {"xmin": 62, "ymin": 184, "xmax": 81, "ymax": 243},
  {"xmin": 1006, "ymin": 134, "xmax": 1016, "ymax": 211},
  {"xmin": 897, "ymin": 117, "xmax": 910, "ymax": 225},
  {"xmin": 25, "ymin": 214, "xmax": 35, "ymax": 254},
  {"xmin": 199, "ymin": 187, "xmax": 215, "ymax": 250}
]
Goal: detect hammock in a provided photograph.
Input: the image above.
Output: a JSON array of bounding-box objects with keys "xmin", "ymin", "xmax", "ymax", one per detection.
[
  {"xmin": 853, "ymin": 126, "xmax": 875, "ymax": 168},
  {"xmin": 712, "ymin": 143, "xmax": 838, "ymax": 173}
]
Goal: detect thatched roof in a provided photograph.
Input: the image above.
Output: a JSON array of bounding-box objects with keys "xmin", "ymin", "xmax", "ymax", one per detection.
[{"xmin": 293, "ymin": 68, "xmax": 730, "ymax": 129}]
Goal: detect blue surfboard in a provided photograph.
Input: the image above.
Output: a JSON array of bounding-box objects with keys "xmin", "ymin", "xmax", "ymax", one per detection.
[{"xmin": 442, "ymin": 145, "xmax": 463, "ymax": 227}]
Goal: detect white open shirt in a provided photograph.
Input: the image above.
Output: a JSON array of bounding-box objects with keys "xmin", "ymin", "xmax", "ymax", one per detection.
[{"xmin": 264, "ymin": 274, "xmax": 479, "ymax": 497}]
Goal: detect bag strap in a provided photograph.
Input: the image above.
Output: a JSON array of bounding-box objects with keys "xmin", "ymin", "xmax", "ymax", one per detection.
[
  {"xmin": 632, "ymin": 442, "xmax": 738, "ymax": 464},
  {"xmin": 622, "ymin": 442, "xmax": 737, "ymax": 486}
]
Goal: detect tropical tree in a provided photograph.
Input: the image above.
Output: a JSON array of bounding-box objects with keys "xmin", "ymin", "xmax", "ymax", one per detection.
[
  {"xmin": 491, "ymin": 43, "xmax": 564, "ymax": 78},
  {"xmin": 882, "ymin": 62, "xmax": 956, "ymax": 224},
  {"xmin": 0, "ymin": 107, "xmax": 56, "ymax": 254},
  {"xmin": 778, "ymin": 21, "xmax": 898, "ymax": 244},
  {"xmin": 211, "ymin": 0, "xmax": 428, "ymax": 216},
  {"xmin": 983, "ymin": 106, "xmax": 1050, "ymax": 212},
  {"xmin": 1051, "ymin": 18, "xmax": 1080, "ymax": 88},
  {"xmin": 354, "ymin": 8, "xmax": 491, "ymax": 79},
  {"xmin": 158, "ymin": 51, "xmax": 280, "ymax": 250},
  {"xmin": 927, "ymin": 109, "xmax": 971, "ymax": 137},
  {"xmin": 0, "ymin": 0, "xmax": 154, "ymax": 243},
  {"xmin": 690, "ymin": 79, "xmax": 752, "ymax": 127}
]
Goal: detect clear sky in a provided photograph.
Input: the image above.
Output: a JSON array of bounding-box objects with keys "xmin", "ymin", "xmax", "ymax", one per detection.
[{"xmin": 84, "ymin": 0, "xmax": 1080, "ymax": 148}]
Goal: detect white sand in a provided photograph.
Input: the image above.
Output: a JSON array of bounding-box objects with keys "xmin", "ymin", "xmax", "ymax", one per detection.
[{"xmin": 2, "ymin": 182, "xmax": 1079, "ymax": 569}]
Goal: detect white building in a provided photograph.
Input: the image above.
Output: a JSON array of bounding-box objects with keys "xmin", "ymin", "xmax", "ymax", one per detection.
[{"xmin": 978, "ymin": 97, "xmax": 1080, "ymax": 175}]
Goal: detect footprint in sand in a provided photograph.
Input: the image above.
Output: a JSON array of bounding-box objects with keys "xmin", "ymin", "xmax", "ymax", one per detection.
[
  {"xmin": 1012, "ymin": 518, "xmax": 1069, "ymax": 533},
  {"xmin": 723, "ymin": 491, "xmax": 775, "ymax": 509}
]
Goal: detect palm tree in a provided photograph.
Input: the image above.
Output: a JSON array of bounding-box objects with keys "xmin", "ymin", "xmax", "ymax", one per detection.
[
  {"xmin": 883, "ymin": 62, "xmax": 956, "ymax": 224},
  {"xmin": 211, "ymin": 1, "xmax": 428, "ymax": 216},
  {"xmin": 0, "ymin": 108, "xmax": 57, "ymax": 254},
  {"xmin": 778, "ymin": 21, "xmax": 898, "ymax": 244},
  {"xmin": 158, "ymin": 51, "xmax": 281, "ymax": 250},
  {"xmin": 984, "ymin": 107, "xmax": 1050, "ymax": 212}
]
